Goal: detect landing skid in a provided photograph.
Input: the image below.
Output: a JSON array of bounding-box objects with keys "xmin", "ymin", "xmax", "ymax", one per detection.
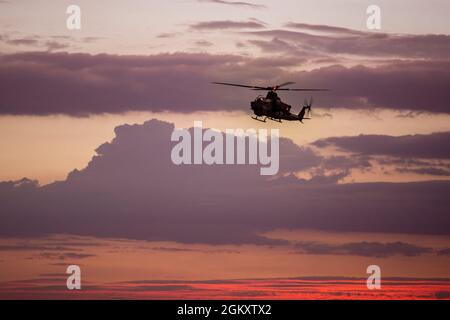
[
  {"xmin": 268, "ymin": 117, "xmax": 282, "ymax": 123},
  {"xmin": 252, "ymin": 116, "xmax": 267, "ymax": 122},
  {"xmin": 251, "ymin": 116, "xmax": 283, "ymax": 123}
]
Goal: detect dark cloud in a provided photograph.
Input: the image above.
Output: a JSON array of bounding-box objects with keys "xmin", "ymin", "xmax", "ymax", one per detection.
[
  {"xmin": 0, "ymin": 239, "xmax": 102, "ymax": 252},
  {"xmin": 397, "ymin": 167, "xmax": 450, "ymax": 177},
  {"xmin": 313, "ymin": 132, "xmax": 450, "ymax": 159},
  {"xmin": 321, "ymin": 155, "xmax": 371, "ymax": 171},
  {"xmin": 193, "ymin": 40, "xmax": 213, "ymax": 47},
  {"xmin": 437, "ymin": 248, "xmax": 450, "ymax": 256},
  {"xmin": 1, "ymin": 51, "xmax": 450, "ymax": 115},
  {"xmin": 0, "ymin": 33, "xmax": 102, "ymax": 51},
  {"xmin": 314, "ymin": 132, "xmax": 450, "ymax": 178},
  {"xmin": 285, "ymin": 22, "xmax": 366, "ymax": 36},
  {"xmin": 0, "ymin": 244, "xmax": 79, "ymax": 252},
  {"xmin": 435, "ymin": 291, "xmax": 450, "ymax": 299},
  {"xmin": 248, "ymin": 38, "xmax": 301, "ymax": 55},
  {"xmin": 293, "ymin": 241, "xmax": 433, "ymax": 258},
  {"xmin": 0, "ymin": 119, "xmax": 449, "ymax": 244},
  {"xmin": 148, "ymin": 247, "xmax": 201, "ymax": 253},
  {"xmin": 44, "ymin": 41, "xmax": 70, "ymax": 51},
  {"xmin": 147, "ymin": 246, "xmax": 240, "ymax": 254},
  {"xmin": 190, "ymin": 19, "xmax": 266, "ymax": 30},
  {"xmin": 0, "ymin": 51, "xmax": 243, "ymax": 115},
  {"xmin": 36, "ymin": 252, "xmax": 96, "ymax": 260},
  {"xmin": 246, "ymin": 28, "xmax": 450, "ymax": 59},
  {"xmin": 156, "ymin": 32, "xmax": 179, "ymax": 39},
  {"xmin": 197, "ymin": 0, "xmax": 266, "ymax": 9},
  {"xmin": 0, "ymin": 239, "xmax": 99, "ymax": 261},
  {"xmin": 5, "ymin": 37, "xmax": 39, "ymax": 46},
  {"xmin": 284, "ymin": 61, "xmax": 450, "ymax": 112}
]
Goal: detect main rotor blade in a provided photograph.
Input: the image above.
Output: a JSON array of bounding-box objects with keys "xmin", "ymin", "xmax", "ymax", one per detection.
[
  {"xmin": 276, "ymin": 81, "xmax": 296, "ymax": 88},
  {"xmin": 276, "ymin": 88, "xmax": 329, "ymax": 91},
  {"xmin": 212, "ymin": 82, "xmax": 329, "ymax": 92},
  {"xmin": 211, "ymin": 82, "xmax": 268, "ymax": 90}
]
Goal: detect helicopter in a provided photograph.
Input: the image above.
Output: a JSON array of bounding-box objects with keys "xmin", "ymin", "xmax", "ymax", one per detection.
[{"xmin": 212, "ymin": 82, "xmax": 328, "ymax": 123}]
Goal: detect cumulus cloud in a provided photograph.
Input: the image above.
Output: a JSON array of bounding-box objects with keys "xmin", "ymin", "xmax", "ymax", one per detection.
[{"xmin": 0, "ymin": 119, "xmax": 449, "ymax": 245}]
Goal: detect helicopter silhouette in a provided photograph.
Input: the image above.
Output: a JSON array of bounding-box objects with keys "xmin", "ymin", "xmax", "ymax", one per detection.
[{"xmin": 212, "ymin": 82, "xmax": 328, "ymax": 123}]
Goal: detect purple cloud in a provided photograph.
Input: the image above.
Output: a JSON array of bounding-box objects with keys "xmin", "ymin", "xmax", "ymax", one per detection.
[
  {"xmin": 285, "ymin": 22, "xmax": 367, "ymax": 36},
  {"xmin": 1, "ymin": 52, "xmax": 450, "ymax": 115},
  {"xmin": 313, "ymin": 132, "xmax": 450, "ymax": 159},
  {"xmin": 0, "ymin": 33, "xmax": 101, "ymax": 52},
  {"xmin": 193, "ymin": 40, "xmax": 213, "ymax": 47},
  {"xmin": 0, "ymin": 120, "xmax": 449, "ymax": 245},
  {"xmin": 246, "ymin": 27, "xmax": 450, "ymax": 59},
  {"xmin": 314, "ymin": 132, "xmax": 450, "ymax": 177},
  {"xmin": 190, "ymin": 19, "xmax": 266, "ymax": 30}
]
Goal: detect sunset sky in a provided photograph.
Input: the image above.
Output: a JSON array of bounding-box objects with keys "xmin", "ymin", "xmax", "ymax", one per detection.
[{"xmin": 0, "ymin": 0, "xmax": 449, "ymax": 299}]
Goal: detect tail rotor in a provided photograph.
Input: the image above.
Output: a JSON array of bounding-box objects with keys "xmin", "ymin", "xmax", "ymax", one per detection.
[
  {"xmin": 304, "ymin": 97, "xmax": 313, "ymax": 116},
  {"xmin": 299, "ymin": 97, "xmax": 313, "ymax": 123}
]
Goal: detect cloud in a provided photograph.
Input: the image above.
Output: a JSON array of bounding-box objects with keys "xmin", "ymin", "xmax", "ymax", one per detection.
[
  {"xmin": 0, "ymin": 238, "xmax": 99, "ymax": 261},
  {"xmin": 246, "ymin": 27, "xmax": 450, "ymax": 59},
  {"xmin": 0, "ymin": 119, "xmax": 449, "ymax": 244},
  {"xmin": 435, "ymin": 291, "xmax": 450, "ymax": 299},
  {"xmin": 147, "ymin": 246, "xmax": 240, "ymax": 254},
  {"xmin": 197, "ymin": 0, "xmax": 266, "ymax": 9},
  {"xmin": 4, "ymin": 37, "xmax": 39, "ymax": 47},
  {"xmin": 0, "ymin": 276, "xmax": 447, "ymax": 299},
  {"xmin": 1, "ymin": 51, "xmax": 450, "ymax": 115},
  {"xmin": 397, "ymin": 167, "xmax": 450, "ymax": 177},
  {"xmin": 437, "ymin": 248, "xmax": 450, "ymax": 256},
  {"xmin": 285, "ymin": 22, "xmax": 366, "ymax": 36},
  {"xmin": 156, "ymin": 32, "xmax": 179, "ymax": 39},
  {"xmin": 0, "ymin": 244, "xmax": 79, "ymax": 252},
  {"xmin": 44, "ymin": 41, "xmax": 70, "ymax": 51},
  {"xmin": 293, "ymin": 241, "xmax": 433, "ymax": 258},
  {"xmin": 36, "ymin": 252, "xmax": 96, "ymax": 260},
  {"xmin": 0, "ymin": 51, "xmax": 243, "ymax": 115},
  {"xmin": 313, "ymin": 132, "xmax": 450, "ymax": 178},
  {"xmin": 313, "ymin": 132, "xmax": 450, "ymax": 159},
  {"xmin": 281, "ymin": 61, "xmax": 450, "ymax": 112},
  {"xmin": 189, "ymin": 19, "xmax": 266, "ymax": 30},
  {"xmin": 0, "ymin": 33, "xmax": 103, "ymax": 51},
  {"xmin": 193, "ymin": 40, "xmax": 213, "ymax": 47}
]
